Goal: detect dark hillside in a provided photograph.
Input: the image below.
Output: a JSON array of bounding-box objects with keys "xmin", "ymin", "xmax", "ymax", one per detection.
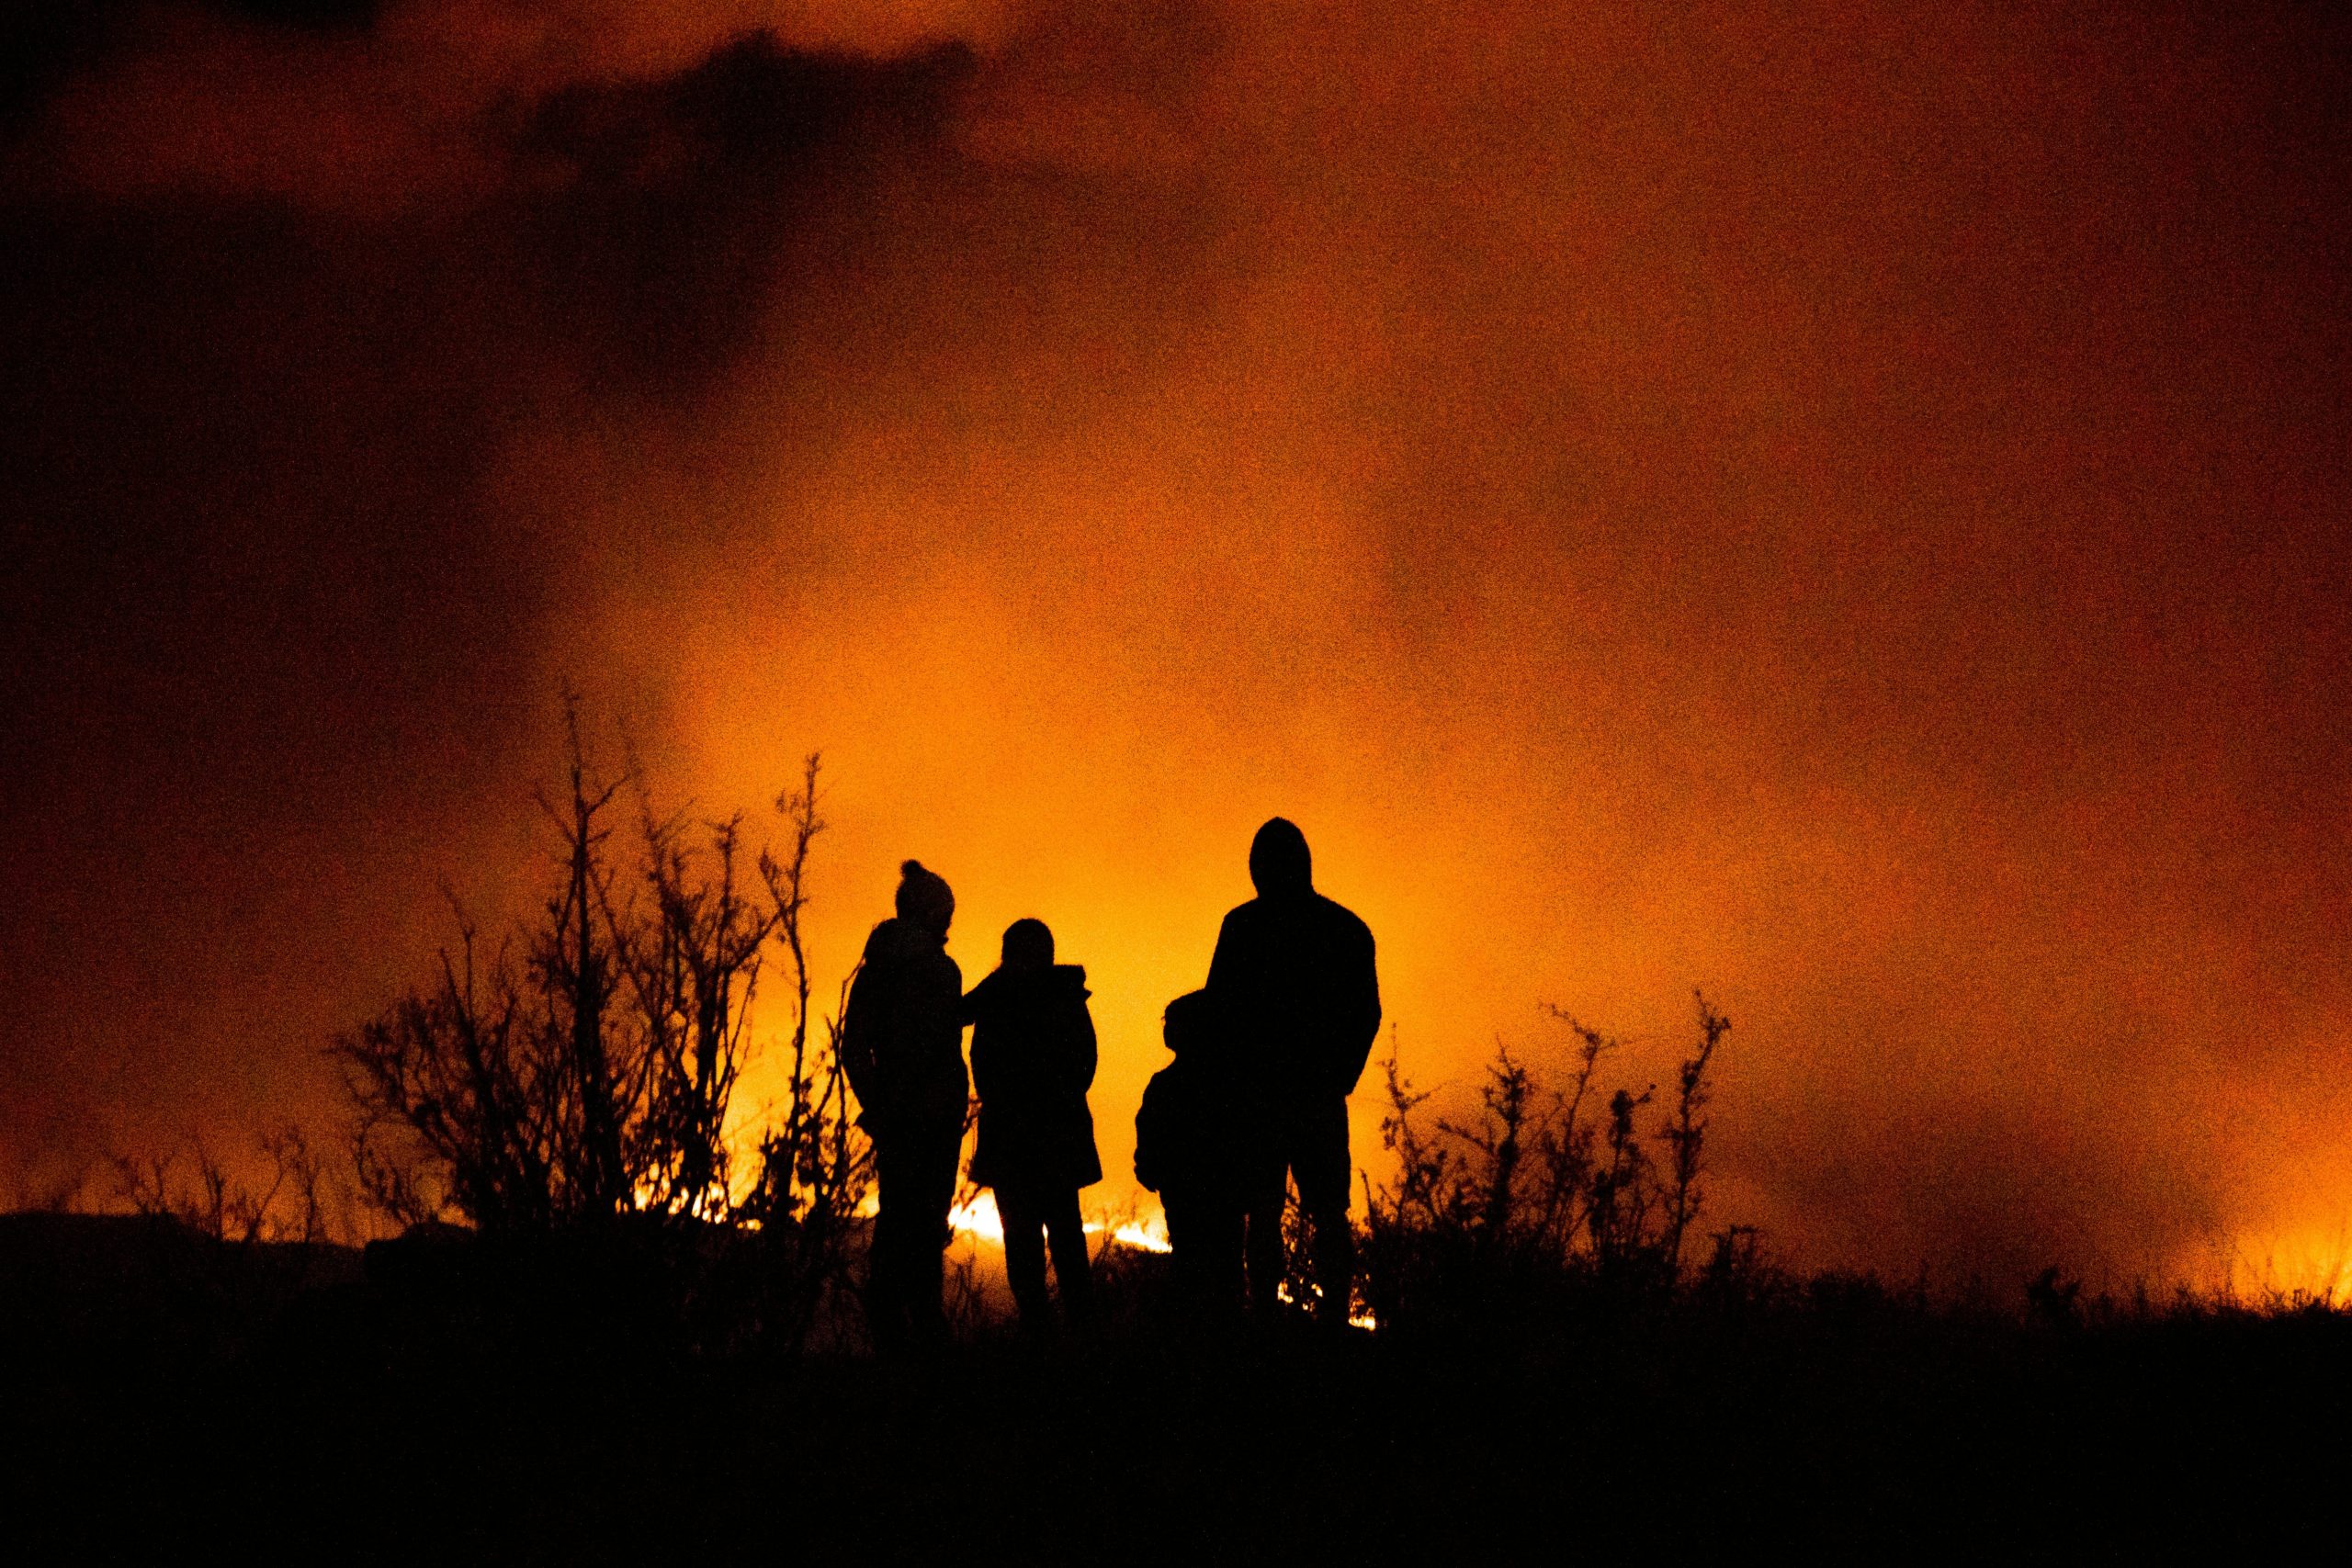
[{"xmin": 6, "ymin": 1223, "xmax": 2344, "ymax": 1559}]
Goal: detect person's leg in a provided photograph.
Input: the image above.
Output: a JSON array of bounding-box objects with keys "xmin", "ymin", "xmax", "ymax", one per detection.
[
  {"xmin": 1191, "ymin": 1197, "xmax": 1245, "ymax": 1318},
  {"xmin": 1166, "ymin": 1193, "xmax": 1231, "ymax": 1316},
  {"xmin": 997, "ymin": 1185, "xmax": 1051, "ymax": 1328},
  {"xmin": 903, "ymin": 1119, "xmax": 963, "ymax": 1345},
  {"xmin": 1311, "ymin": 1210, "xmax": 1355, "ymax": 1324},
  {"xmin": 866, "ymin": 1135, "xmax": 909, "ymax": 1350},
  {"xmin": 1295, "ymin": 1095, "xmax": 1355, "ymax": 1325},
  {"xmin": 1162, "ymin": 1194, "xmax": 1195, "ymax": 1305},
  {"xmin": 1204, "ymin": 1199, "xmax": 1250, "ymax": 1317},
  {"xmin": 1042, "ymin": 1187, "xmax": 1091, "ymax": 1323},
  {"xmin": 1237, "ymin": 1093, "xmax": 1291, "ymax": 1317},
  {"xmin": 1242, "ymin": 1179, "xmax": 1286, "ymax": 1317}
]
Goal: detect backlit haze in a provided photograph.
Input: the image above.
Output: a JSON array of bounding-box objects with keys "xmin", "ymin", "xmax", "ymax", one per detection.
[{"xmin": 5, "ymin": 1, "xmax": 2346, "ymax": 1288}]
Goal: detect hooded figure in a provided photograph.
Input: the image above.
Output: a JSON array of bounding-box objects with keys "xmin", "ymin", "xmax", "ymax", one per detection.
[
  {"xmin": 1204, "ymin": 818, "xmax": 1381, "ymax": 1324},
  {"xmin": 963, "ymin": 918, "xmax": 1100, "ymax": 1329},
  {"xmin": 842, "ymin": 859, "xmax": 967, "ymax": 1350}
]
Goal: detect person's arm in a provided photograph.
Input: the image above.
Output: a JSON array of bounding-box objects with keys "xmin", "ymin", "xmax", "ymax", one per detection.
[
  {"xmin": 902, "ymin": 953, "xmax": 965, "ymax": 1112},
  {"xmin": 968, "ymin": 1021, "xmax": 999, "ymax": 1103},
  {"xmin": 840, "ymin": 954, "xmax": 893, "ymax": 1131},
  {"xmin": 1134, "ymin": 1077, "xmax": 1164, "ymax": 1192},
  {"xmin": 1073, "ymin": 999, "xmax": 1099, "ymax": 1092},
  {"xmin": 1204, "ymin": 907, "xmax": 1244, "ymax": 996},
  {"xmin": 939, "ymin": 957, "xmax": 967, "ymax": 1064},
  {"xmin": 959, "ymin": 968, "xmax": 988, "ymax": 1090},
  {"xmin": 1338, "ymin": 922, "xmax": 1383, "ymax": 1095}
]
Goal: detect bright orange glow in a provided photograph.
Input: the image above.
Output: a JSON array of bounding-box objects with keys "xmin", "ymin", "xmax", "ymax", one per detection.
[
  {"xmin": 942, "ymin": 1191, "xmax": 1171, "ymax": 1256},
  {"xmin": 6, "ymin": 2, "xmax": 2347, "ymax": 1294}
]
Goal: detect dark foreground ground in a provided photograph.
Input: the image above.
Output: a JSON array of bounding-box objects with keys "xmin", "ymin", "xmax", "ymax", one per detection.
[{"xmin": 6, "ymin": 1213, "xmax": 2346, "ymax": 1561}]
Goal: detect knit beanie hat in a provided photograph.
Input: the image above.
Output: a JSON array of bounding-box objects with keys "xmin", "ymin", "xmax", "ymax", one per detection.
[{"xmin": 895, "ymin": 859, "xmax": 955, "ymax": 932}]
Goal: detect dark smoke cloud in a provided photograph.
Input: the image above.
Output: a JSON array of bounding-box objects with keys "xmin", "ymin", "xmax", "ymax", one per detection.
[
  {"xmin": 0, "ymin": 5, "xmax": 987, "ymax": 1180},
  {"xmin": 3, "ymin": 0, "xmax": 1019, "ymax": 209},
  {"xmin": 4, "ymin": 2, "xmax": 2347, "ymax": 1285}
]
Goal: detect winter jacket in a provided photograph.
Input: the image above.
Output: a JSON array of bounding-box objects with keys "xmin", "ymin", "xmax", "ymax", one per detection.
[
  {"xmin": 842, "ymin": 916, "xmax": 968, "ymax": 1140},
  {"xmin": 1205, "ymin": 888, "xmax": 1381, "ymax": 1099},
  {"xmin": 1134, "ymin": 992, "xmax": 1276, "ymax": 1202},
  {"xmin": 964, "ymin": 964, "xmax": 1102, "ymax": 1191}
]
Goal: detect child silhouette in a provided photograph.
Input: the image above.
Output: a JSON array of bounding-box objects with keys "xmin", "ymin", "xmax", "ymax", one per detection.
[{"xmin": 963, "ymin": 919, "xmax": 1100, "ymax": 1332}]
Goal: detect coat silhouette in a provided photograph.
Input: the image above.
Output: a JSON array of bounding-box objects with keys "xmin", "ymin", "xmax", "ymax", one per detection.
[
  {"xmin": 964, "ymin": 918, "xmax": 1098, "ymax": 1329},
  {"xmin": 965, "ymin": 953, "xmax": 1102, "ymax": 1193},
  {"xmin": 842, "ymin": 860, "xmax": 967, "ymax": 1350},
  {"xmin": 842, "ymin": 888, "xmax": 967, "ymax": 1142},
  {"xmin": 1136, "ymin": 987, "xmax": 1274, "ymax": 1312},
  {"xmin": 1205, "ymin": 821, "xmax": 1382, "ymax": 1099},
  {"xmin": 1205, "ymin": 818, "xmax": 1380, "ymax": 1322},
  {"xmin": 1135, "ymin": 989, "xmax": 1276, "ymax": 1200}
]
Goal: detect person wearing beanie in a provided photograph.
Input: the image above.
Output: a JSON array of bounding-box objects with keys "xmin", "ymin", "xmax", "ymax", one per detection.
[
  {"xmin": 841, "ymin": 859, "xmax": 968, "ymax": 1351},
  {"xmin": 1204, "ymin": 818, "xmax": 1381, "ymax": 1326},
  {"xmin": 962, "ymin": 918, "xmax": 1101, "ymax": 1334}
]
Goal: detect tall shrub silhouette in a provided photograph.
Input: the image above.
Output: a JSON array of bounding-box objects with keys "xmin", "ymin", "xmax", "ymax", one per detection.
[
  {"xmin": 734, "ymin": 757, "xmax": 875, "ymax": 1350},
  {"xmin": 616, "ymin": 795, "xmax": 775, "ymax": 1221},
  {"xmin": 334, "ymin": 718, "xmax": 869, "ymax": 1306}
]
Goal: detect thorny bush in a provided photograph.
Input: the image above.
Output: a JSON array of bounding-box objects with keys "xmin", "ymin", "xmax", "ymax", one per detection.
[
  {"xmin": 1359, "ymin": 991, "xmax": 1733, "ymax": 1331},
  {"xmin": 332, "ymin": 716, "xmax": 869, "ymax": 1351}
]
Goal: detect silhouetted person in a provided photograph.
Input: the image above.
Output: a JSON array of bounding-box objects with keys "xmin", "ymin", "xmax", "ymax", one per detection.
[
  {"xmin": 1206, "ymin": 818, "xmax": 1380, "ymax": 1324},
  {"xmin": 963, "ymin": 918, "xmax": 1100, "ymax": 1334},
  {"xmin": 1136, "ymin": 988, "xmax": 1273, "ymax": 1314},
  {"xmin": 842, "ymin": 860, "xmax": 967, "ymax": 1351}
]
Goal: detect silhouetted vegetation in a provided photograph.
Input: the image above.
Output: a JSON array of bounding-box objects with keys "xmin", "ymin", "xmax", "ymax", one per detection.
[
  {"xmin": 1358, "ymin": 992, "xmax": 1735, "ymax": 1332},
  {"xmin": 330, "ymin": 715, "xmax": 869, "ymax": 1350},
  {"xmin": 109, "ymin": 1125, "xmax": 330, "ymax": 1250},
  {"xmin": 12, "ymin": 745, "xmax": 2350, "ymax": 1557}
]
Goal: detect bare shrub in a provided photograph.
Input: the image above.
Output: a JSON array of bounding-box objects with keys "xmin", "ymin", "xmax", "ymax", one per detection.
[
  {"xmin": 336, "ymin": 909, "xmax": 563, "ymax": 1232},
  {"xmin": 618, "ymin": 798, "xmax": 775, "ymax": 1222},
  {"xmin": 333, "ymin": 719, "xmax": 872, "ymax": 1321},
  {"xmin": 111, "ymin": 1126, "xmax": 327, "ymax": 1247},
  {"xmin": 1659, "ymin": 995, "xmax": 1732, "ymax": 1272},
  {"xmin": 732, "ymin": 757, "xmax": 875, "ymax": 1352},
  {"xmin": 1362, "ymin": 990, "xmax": 1735, "ymax": 1326}
]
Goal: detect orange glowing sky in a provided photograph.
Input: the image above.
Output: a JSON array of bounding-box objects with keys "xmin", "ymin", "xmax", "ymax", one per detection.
[{"xmin": 3, "ymin": 1, "xmax": 2346, "ymax": 1285}]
